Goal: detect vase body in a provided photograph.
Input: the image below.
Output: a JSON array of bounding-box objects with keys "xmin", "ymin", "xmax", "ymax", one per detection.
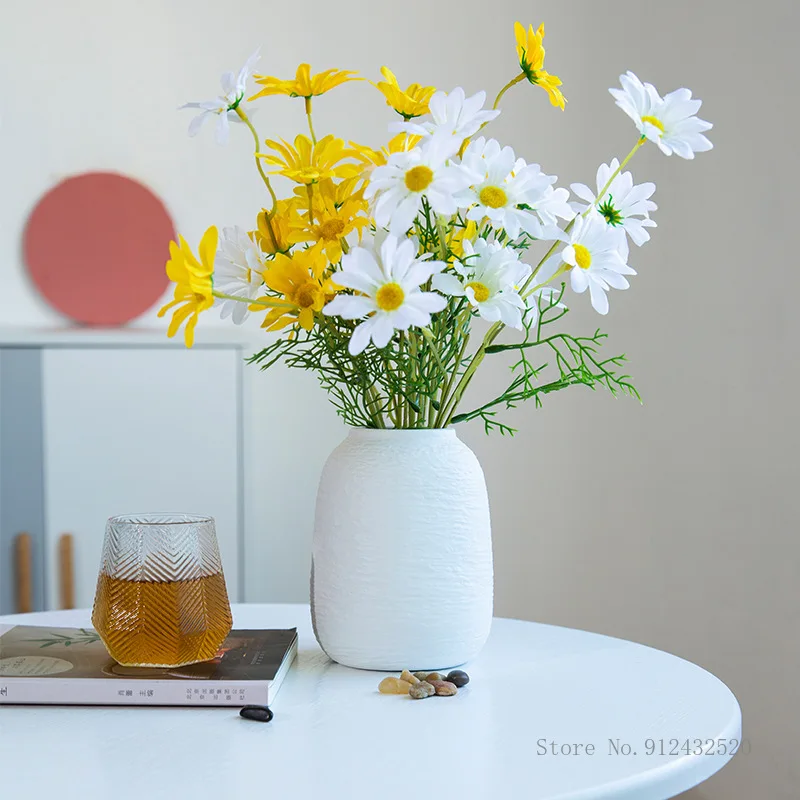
[{"xmin": 311, "ymin": 429, "xmax": 493, "ymax": 670}]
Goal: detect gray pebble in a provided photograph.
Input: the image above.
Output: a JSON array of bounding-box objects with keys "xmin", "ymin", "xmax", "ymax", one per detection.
[
  {"xmin": 239, "ymin": 705, "xmax": 273, "ymax": 722},
  {"xmin": 429, "ymin": 680, "xmax": 458, "ymax": 696},
  {"xmin": 446, "ymin": 670, "xmax": 470, "ymax": 688},
  {"xmin": 409, "ymin": 681, "xmax": 436, "ymax": 700}
]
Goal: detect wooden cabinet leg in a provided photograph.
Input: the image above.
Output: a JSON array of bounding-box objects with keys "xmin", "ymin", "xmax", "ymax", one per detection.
[
  {"xmin": 14, "ymin": 533, "xmax": 32, "ymax": 613},
  {"xmin": 59, "ymin": 533, "xmax": 75, "ymax": 610}
]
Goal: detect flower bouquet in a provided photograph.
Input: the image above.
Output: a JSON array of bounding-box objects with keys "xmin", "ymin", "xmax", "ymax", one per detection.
[{"xmin": 164, "ymin": 22, "xmax": 712, "ymax": 669}]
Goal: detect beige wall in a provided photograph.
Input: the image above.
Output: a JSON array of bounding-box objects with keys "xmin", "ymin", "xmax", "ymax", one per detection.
[
  {"xmin": 465, "ymin": 2, "xmax": 799, "ymax": 798},
  {"xmin": 2, "ymin": 0, "xmax": 797, "ymax": 797}
]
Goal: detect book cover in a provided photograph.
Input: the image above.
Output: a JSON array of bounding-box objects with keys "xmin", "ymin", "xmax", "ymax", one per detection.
[{"xmin": 0, "ymin": 625, "xmax": 298, "ymax": 707}]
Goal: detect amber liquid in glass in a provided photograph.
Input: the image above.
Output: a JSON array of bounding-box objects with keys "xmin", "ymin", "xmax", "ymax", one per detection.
[{"xmin": 92, "ymin": 573, "xmax": 233, "ymax": 667}]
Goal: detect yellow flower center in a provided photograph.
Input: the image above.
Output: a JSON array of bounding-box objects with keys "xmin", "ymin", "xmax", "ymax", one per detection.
[
  {"xmin": 641, "ymin": 115, "xmax": 665, "ymax": 134},
  {"xmin": 479, "ymin": 186, "xmax": 508, "ymax": 209},
  {"xmin": 404, "ymin": 165, "xmax": 434, "ymax": 193},
  {"xmin": 466, "ymin": 281, "xmax": 491, "ymax": 303},
  {"xmin": 318, "ymin": 218, "xmax": 346, "ymax": 241},
  {"xmin": 293, "ymin": 282, "xmax": 320, "ymax": 309},
  {"xmin": 573, "ymin": 244, "xmax": 592, "ymax": 270},
  {"xmin": 375, "ymin": 282, "xmax": 405, "ymax": 311},
  {"xmin": 299, "ymin": 168, "xmax": 321, "ymax": 184}
]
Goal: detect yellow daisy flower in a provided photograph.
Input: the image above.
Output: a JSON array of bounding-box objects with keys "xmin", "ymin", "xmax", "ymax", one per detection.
[
  {"xmin": 373, "ymin": 67, "xmax": 436, "ymax": 120},
  {"xmin": 449, "ymin": 219, "xmax": 479, "ymax": 260},
  {"xmin": 289, "ymin": 182, "xmax": 370, "ymax": 263},
  {"xmin": 254, "ymin": 198, "xmax": 296, "ymax": 254},
  {"xmin": 258, "ymin": 244, "xmax": 335, "ymax": 331},
  {"xmin": 250, "ymin": 63, "xmax": 360, "ymax": 101},
  {"xmin": 514, "ymin": 22, "xmax": 566, "ymax": 110},
  {"xmin": 260, "ymin": 134, "xmax": 355, "ymax": 185},
  {"xmin": 349, "ymin": 133, "xmax": 421, "ymax": 183},
  {"xmin": 292, "ymin": 175, "xmax": 365, "ymax": 209},
  {"xmin": 158, "ymin": 226, "xmax": 217, "ymax": 348}
]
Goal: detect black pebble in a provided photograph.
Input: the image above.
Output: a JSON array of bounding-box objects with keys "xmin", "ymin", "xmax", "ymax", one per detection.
[
  {"xmin": 239, "ymin": 705, "xmax": 273, "ymax": 723},
  {"xmin": 446, "ymin": 670, "xmax": 470, "ymax": 688}
]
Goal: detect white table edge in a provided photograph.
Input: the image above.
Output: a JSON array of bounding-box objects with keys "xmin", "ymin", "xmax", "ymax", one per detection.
[{"xmin": 0, "ymin": 604, "xmax": 742, "ymax": 800}]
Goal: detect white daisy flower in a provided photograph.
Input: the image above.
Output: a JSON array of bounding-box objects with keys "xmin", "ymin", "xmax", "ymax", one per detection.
[
  {"xmin": 323, "ymin": 235, "xmax": 447, "ymax": 355},
  {"xmin": 609, "ymin": 71, "xmax": 713, "ymax": 159},
  {"xmin": 540, "ymin": 214, "xmax": 636, "ymax": 315},
  {"xmin": 364, "ymin": 136, "xmax": 474, "ymax": 235},
  {"xmin": 433, "ymin": 238, "xmax": 531, "ymax": 329},
  {"xmin": 180, "ymin": 50, "xmax": 260, "ymax": 145},
  {"xmin": 456, "ymin": 138, "xmax": 573, "ymax": 240},
  {"xmin": 571, "ymin": 159, "xmax": 657, "ymax": 247},
  {"xmin": 214, "ymin": 226, "xmax": 265, "ymax": 324},
  {"xmin": 391, "ymin": 87, "xmax": 500, "ymax": 141}
]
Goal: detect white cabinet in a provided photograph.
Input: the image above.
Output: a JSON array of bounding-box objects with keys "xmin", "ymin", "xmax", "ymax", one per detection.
[
  {"xmin": 40, "ymin": 347, "xmax": 242, "ymax": 609},
  {"xmin": 0, "ymin": 333, "xmax": 245, "ymax": 613}
]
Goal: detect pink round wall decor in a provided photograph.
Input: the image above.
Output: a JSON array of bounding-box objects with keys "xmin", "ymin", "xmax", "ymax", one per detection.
[{"xmin": 24, "ymin": 172, "xmax": 175, "ymax": 326}]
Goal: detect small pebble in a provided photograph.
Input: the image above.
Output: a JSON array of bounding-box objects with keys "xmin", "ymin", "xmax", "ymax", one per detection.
[
  {"xmin": 400, "ymin": 669, "xmax": 420, "ymax": 685},
  {"xmin": 409, "ymin": 681, "xmax": 436, "ymax": 699},
  {"xmin": 413, "ymin": 672, "xmax": 430, "ymax": 681},
  {"xmin": 379, "ymin": 676, "xmax": 412, "ymax": 695},
  {"xmin": 446, "ymin": 670, "xmax": 470, "ymax": 688},
  {"xmin": 429, "ymin": 680, "xmax": 458, "ymax": 697},
  {"xmin": 424, "ymin": 672, "xmax": 444, "ymax": 683},
  {"xmin": 239, "ymin": 705, "xmax": 273, "ymax": 722}
]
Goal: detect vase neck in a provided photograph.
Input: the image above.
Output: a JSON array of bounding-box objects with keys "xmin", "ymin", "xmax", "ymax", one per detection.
[{"xmin": 346, "ymin": 428, "xmax": 457, "ymax": 442}]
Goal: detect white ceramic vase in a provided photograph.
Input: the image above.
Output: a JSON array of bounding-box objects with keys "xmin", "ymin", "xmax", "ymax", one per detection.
[{"xmin": 310, "ymin": 428, "xmax": 493, "ymax": 670}]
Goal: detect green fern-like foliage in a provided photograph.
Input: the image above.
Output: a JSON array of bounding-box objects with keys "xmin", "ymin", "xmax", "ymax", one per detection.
[
  {"xmin": 451, "ymin": 286, "xmax": 640, "ymax": 434},
  {"xmin": 248, "ymin": 213, "xmax": 640, "ymax": 432}
]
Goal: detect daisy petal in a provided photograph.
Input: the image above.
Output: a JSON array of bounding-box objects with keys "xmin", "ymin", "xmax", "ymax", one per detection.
[{"xmin": 349, "ymin": 320, "xmax": 374, "ymax": 355}]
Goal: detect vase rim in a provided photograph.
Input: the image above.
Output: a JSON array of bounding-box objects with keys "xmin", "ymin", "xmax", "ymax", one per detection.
[{"xmin": 347, "ymin": 427, "xmax": 456, "ymax": 438}]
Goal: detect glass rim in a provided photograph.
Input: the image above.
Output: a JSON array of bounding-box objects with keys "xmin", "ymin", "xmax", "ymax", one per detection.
[{"xmin": 107, "ymin": 513, "xmax": 214, "ymax": 526}]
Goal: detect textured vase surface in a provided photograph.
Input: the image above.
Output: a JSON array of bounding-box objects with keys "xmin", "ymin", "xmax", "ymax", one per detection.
[{"xmin": 311, "ymin": 428, "xmax": 493, "ymax": 670}]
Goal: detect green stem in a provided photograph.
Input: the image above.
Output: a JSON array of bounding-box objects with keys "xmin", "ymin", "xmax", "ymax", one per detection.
[
  {"xmin": 408, "ymin": 334, "xmax": 420, "ymax": 428},
  {"xmin": 366, "ymin": 384, "xmax": 386, "ymax": 428},
  {"xmin": 594, "ymin": 136, "xmax": 646, "ymax": 208},
  {"xmin": 473, "ymin": 73, "xmax": 526, "ymax": 138},
  {"xmin": 420, "ymin": 328, "xmax": 446, "ymax": 376},
  {"xmin": 521, "ymin": 136, "xmax": 646, "ymax": 294},
  {"xmin": 235, "ymin": 106, "xmax": 279, "ymax": 210},
  {"xmin": 434, "ymin": 309, "xmax": 472, "ymax": 427},
  {"xmin": 398, "ymin": 332, "xmax": 407, "ymax": 428},
  {"xmin": 521, "ymin": 265, "xmax": 569, "ymax": 300},
  {"xmin": 520, "ymin": 225, "xmax": 573, "ymax": 294},
  {"xmin": 492, "ymin": 72, "xmax": 526, "ymax": 110},
  {"xmin": 440, "ymin": 322, "xmax": 503, "ymax": 426},
  {"xmin": 379, "ymin": 351, "xmax": 401, "ymax": 427},
  {"xmin": 439, "ymin": 140, "xmax": 648, "ymax": 426},
  {"xmin": 305, "ymin": 97, "xmax": 317, "ymax": 145},
  {"xmin": 306, "ymin": 184, "xmax": 315, "ymax": 226},
  {"xmin": 436, "ymin": 216, "xmax": 449, "ymax": 261},
  {"xmin": 235, "ymin": 106, "xmax": 280, "ymax": 252}
]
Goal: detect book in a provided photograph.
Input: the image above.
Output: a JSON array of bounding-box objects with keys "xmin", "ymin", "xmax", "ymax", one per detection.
[{"xmin": 0, "ymin": 624, "xmax": 298, "ymax": 707}]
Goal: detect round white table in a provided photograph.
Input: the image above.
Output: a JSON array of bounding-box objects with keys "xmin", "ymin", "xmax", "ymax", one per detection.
[{"xmin": 0, "ymin": 604, "xmax": 740, "ymax": 800}]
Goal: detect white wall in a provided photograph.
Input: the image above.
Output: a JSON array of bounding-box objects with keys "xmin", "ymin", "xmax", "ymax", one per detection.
[{"xmin": 2, "ymin": 1, "xmax": 798, "ymax": 798}]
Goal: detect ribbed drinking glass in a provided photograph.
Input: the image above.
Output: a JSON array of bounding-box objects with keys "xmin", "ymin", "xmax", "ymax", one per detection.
[{"xmin": 91, "ymin": 514, "xmax": 233, "ymax": 668}]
